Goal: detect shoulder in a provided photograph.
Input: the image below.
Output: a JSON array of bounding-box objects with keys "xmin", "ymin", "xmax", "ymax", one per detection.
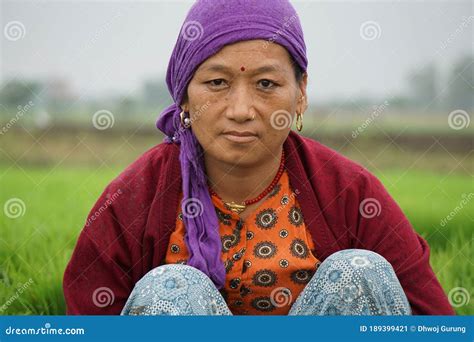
[
  {"xmin": 287, "ymin": 131, "xmax": 373, "ymax": 188},
  {"xmin": 290, "ymin": 132, "xmax": 401, "ymax": 222},
  {"xmin": 88, "ymin": 141, "xmax": 179, "ymax": 229},
  {"xmin": 107, "ymin": 141, "xmax": 178, "ymax": 193}
]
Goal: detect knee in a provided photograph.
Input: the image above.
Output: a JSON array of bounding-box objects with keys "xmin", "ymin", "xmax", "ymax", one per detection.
[
  {"xmin": 299, "ymin": 249, "xmax": 410, "ymax": 315},
  {"xmin": 317, "ymin": 249, "xmax": 399, "ymax": 291},
  {"xmin": 323, "ymin": 249, "xmax": 393, "ymax": 270},
  {"xmin": 134, "ymin": 264, "xmax": 212, "ymax": 291},
  {"xmin": 124, "ymin": 264, "xmax": 230, "ymax": 316}
]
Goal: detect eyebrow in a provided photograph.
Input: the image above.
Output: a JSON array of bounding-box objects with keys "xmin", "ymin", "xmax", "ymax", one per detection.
[{"xmin": 200, "ymin": 63, "xmax": 283, "ymax": 75}]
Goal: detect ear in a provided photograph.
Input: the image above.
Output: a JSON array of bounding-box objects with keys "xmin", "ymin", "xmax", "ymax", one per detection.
[
  {"xmin": 297, "ymin": 72, "xmax": 308, "ymax": 114},
  {"xmin": 180, "ymin": 93, "xmax": 189, "ymax": 112}
]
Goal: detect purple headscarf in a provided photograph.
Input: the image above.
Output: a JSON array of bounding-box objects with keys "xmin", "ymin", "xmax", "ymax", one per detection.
[{"xmin": 156, "ymin": 0, "xmax": 308, "ymax": 289}]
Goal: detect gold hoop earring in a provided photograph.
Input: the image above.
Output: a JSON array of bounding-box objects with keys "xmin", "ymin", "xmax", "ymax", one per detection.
[
  {"xmin": 180, "ymin": 110, "xmax": 191, "ymax": 128},
  {"xmin": 296, "ymin": 112, "xmax": 303, "ymax": 132}
]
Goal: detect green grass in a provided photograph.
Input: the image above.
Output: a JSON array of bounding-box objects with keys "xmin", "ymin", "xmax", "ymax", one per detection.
[
  {"xmin": 0, "ymin": 166, "xmax": 472, "ymax": 315},
  {"xmin": 0, "ymin": 165, "xmax": 119, "ymax": 315},
  {"xmin": 379, "ymin": 169, "xmax": 473, "ymax": 248},
  {"xmin": 378, "ymin": 169, "xmax": 473, "ymax": 315}
]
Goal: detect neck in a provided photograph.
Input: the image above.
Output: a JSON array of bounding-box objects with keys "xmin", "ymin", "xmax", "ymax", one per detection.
[{"xmin": 205, "ymin": 147, "xmax": 283, "ymax": 204}]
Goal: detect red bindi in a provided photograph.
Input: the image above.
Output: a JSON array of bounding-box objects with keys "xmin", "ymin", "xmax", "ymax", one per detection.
[{"xmin": 240, "ymin": 66, "xmax": 245, "ymax": 72}]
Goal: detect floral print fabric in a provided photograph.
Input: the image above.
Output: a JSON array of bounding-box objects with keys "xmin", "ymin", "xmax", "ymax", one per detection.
[{"xmin": 165, "ymin": 169, "xmax": 321, "ymax": 315}]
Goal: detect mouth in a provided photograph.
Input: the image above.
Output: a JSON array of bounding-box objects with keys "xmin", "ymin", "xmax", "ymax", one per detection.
[{"xmin": 221, "ymin": 130, "xmax": 258, "ymax": 144}]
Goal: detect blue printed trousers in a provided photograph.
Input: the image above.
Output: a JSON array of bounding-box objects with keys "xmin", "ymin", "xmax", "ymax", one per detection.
[{"xmin": 121, "ymin": 249, "xmax": 412, "ymax": 315}]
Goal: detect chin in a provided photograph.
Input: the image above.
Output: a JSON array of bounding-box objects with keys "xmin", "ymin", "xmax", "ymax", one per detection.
[
  {"xmin": 203, "ymin": 135, "xmax": 260, "ymax": 164},
  {"xmin": 217, "ymin": 147, "xmax": 258, "ymax": 166}
]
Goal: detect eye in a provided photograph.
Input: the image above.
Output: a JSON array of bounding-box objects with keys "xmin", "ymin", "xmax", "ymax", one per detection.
[
  {"xmin": 258, "ymin": 79, "xmax": 278, "ymax": 89},
  {"xmin": 206, "ymin": 79, "xmax": 227, "ymax": 88}
]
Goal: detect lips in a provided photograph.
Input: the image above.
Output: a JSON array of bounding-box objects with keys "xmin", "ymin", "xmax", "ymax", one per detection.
[
  {"xmin": 222, "ymin": 130, "xmax": 258, "ymax": 143},
  {"xmin": 223, "ymin": 130, "xmax": 258, "ymax": 137}
]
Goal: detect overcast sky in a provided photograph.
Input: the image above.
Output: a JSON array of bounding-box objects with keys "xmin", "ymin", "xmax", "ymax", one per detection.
[{"xmin": 1, "ymin": 0, "xmax": 472, "ymax": 102}]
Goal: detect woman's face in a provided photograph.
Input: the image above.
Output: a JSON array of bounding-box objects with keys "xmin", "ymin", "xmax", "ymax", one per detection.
[{"xmin": 181, "ymin": 39, "xmax": 308, "ymax": 167}]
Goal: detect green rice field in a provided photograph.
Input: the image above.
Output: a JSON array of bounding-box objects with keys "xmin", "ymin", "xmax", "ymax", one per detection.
[
  {"xmin": 0, "ymin": 166, "xmax": 472, "ymax": 315},
  {"xmin": 0, "ymin": 121, "xmax": 472, "ymax": 315}
]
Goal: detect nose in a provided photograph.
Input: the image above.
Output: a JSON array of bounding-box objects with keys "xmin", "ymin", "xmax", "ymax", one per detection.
[{"xmin": 224, "ymin": 84, "xmax": 255, "ymax": 123}]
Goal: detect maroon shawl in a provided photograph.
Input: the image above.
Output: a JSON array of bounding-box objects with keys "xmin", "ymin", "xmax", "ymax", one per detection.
[{"xmin": 63, "ymin": 131, "xmax": 455, "ymax": 315}]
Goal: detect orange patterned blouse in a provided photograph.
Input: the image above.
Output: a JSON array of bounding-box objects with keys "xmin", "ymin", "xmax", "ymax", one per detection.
[{"xmin": 165, "ymin": 169, "xmax": 321, "ymax": 315}]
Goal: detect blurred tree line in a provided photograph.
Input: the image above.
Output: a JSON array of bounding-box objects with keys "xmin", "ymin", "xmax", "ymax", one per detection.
[
  {"xmin": 408, "ymin": 55, "xmax": 473, "ymax": 110},
  {"xmin": 0, "ymin": 54, "xmax": 472, "ymax": 122}
]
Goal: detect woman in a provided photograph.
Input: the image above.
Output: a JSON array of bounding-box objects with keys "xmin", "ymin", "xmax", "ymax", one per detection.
[{"xmin": 63, "ymin": 0, "xmax": 455, "ymax": 315}]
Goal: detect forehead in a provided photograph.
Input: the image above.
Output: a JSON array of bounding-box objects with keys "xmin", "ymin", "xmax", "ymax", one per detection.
[{"xmin": 198, "ymin": 39, "xmax": 293, "ymax": 71}]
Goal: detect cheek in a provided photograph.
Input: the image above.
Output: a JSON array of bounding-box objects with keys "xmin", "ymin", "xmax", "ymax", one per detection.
[
  {"xmin": 262, "ymin": 95, "xmax": 297, "ymax": 131},
  {"xmin": 187, "ymin": 87, "xmax": 217, "ymax": 137},
  {"xmin": 190, "ymin": 116, "xmax": 212, "ymax": 141},
  {"xmin": 261, "ymin": 90, "xmax": 298, "ymax": 120},
  {"xmin": 189, "ymin": 108, "xmax": 222, "ymax": 150},
  {"xmin": 260, "ymin": 100, "xmax": 295, "ymax": 143},
  {"xmin": 262, "ymin": 125, "xmax": 291, "ymax": 147}
]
